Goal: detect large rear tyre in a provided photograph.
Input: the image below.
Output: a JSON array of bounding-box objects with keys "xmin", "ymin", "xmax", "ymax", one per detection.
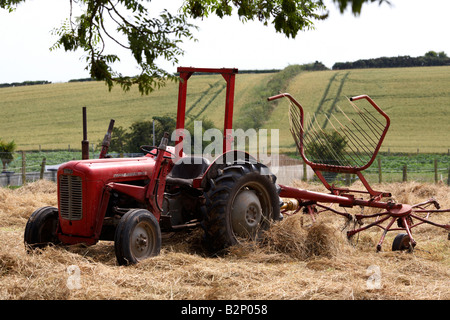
[
  {"xmin": 24, "ymin": 206, "xmax": 60, "ymax": 251},
  {"xmin": 114, "ymin": 209, "xmax": 162, "ymax": 265},
  {"xmin": 203, "ymin": 163, "xmax": 280, "ymax": 253}
]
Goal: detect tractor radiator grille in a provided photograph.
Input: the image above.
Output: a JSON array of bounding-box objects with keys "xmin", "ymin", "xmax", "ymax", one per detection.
[{"xmin": 59, "ymin": 175, "xmax": 83, "ymax": 221}]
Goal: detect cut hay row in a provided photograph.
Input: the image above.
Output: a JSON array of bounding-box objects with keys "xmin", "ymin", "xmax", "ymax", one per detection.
[{"xmin": 1, "ymin": 180, "xmax": 449, "ymax": 300}]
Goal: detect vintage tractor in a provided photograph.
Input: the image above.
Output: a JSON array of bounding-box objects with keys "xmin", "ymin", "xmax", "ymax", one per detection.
[
  {"xmin": 24, "ymin": 67, "xmax": 281, "ymax": 265},
  {"xmin": 24, "ymin": 67, "xmax": 449, "ymax": 265}
]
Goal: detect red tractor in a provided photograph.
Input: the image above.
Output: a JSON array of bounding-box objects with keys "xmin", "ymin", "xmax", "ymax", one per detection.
[{"xmin": 24, "ymin": 67, "xmax": 281, "ymax": 265}]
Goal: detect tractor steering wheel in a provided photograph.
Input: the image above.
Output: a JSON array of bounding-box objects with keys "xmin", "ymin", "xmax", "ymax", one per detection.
[{"xmin": 140, "ymin": 145, "xmax": 175, "ymax": 159}]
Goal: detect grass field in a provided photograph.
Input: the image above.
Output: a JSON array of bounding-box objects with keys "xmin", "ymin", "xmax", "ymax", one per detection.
[
  {"xmin": 0, "ymin": 73, "xmax": 272, "ymax": 151},
  {"xmin": 0, "ymin": 66, "xmax": 449, "ymax": 154},
  {"xmin": 267, "ymin": 66, "xmax": 450, "ymax": 153}
]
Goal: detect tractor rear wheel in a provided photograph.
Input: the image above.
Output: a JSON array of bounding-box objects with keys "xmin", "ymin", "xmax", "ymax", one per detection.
[
  {"xmin": 114, "ymin": 209, "xmax": 162, "ymax": 265},
  {"xmin": 24, "ymin": 206, "xmax": 60, "ymax": 251},
  {"xmin": 203, "ymin": 163, "xmax": 280, "ymax": 253}
]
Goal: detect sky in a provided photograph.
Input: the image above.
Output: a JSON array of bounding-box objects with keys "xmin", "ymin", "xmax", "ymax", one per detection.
[{"xmin": 0, "ymin": 0, "xmax": 449, "ymax": 83}]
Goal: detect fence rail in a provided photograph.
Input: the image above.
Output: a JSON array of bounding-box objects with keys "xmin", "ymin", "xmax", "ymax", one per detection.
[{"xmin": 0, "ymin": 151, "xmax": 449, "ymax": 187}]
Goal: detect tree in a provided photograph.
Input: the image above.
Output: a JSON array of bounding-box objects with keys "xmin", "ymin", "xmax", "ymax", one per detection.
[
  {"xmin": 1, "ymin": 0, "xmax": 389, "ymax": 94},
  {"xmin": 0, "ymin": 139, "xmax": 17, "ymax": 172},
  {"xmin": 332, "ymin": 51, "xmax": 450, "ymax": 70},
  {"xmin": 119, "ymin": 116, "xmax": 177, "ymax": 153},
  {"xmin": 438, "ymin": 51, "xmax": 448, "ymax": 59},
  {"xmin": 108, "ymin": 125, "xmax": 128, "ymax": 153},
  {"xmin": 305, "ymin": 130, "xmax": 347, "ymax": 167},
  {"xmin": 425, "ymin": 51, "xmax": 438, "ymax": 58},
  {"xmin": 126, "ymin": 120, "xmax": 156, "ymax": 153},
  {"xmin": 304, "ymin": 130, "xmax": 347, "ymax": 182},
  {"xmin": 330, "ymin": 0, "xmax": 390, "ymax": 14}
]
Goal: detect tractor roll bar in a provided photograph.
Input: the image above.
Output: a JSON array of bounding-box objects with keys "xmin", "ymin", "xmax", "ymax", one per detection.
[{"xmin": 175, "ymin": 67, "xmax": 238, "ymax": 157}]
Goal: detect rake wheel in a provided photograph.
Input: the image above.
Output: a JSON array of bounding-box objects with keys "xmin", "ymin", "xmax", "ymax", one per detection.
[{"xmin": 392, "ymin": 233, "xmax": 413, "ymax": 252}]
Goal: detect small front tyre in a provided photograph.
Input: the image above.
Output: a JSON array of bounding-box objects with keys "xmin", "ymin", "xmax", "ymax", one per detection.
[
  {"xmin": 24, "ymin": 206, "xmax": 60, "ymax": 252},
  {"xmin": 114, "ymin": 209, "xmax": 162, "ymax": 266}
]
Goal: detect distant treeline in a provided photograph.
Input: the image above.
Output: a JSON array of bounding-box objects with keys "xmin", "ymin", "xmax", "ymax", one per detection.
[
  {"xmin": 333, "ymin": 51, "xmax": 450, "ymax": 70},
  {"xmin": 1, "ymin": 67, "xmax": 326, "ymax": 88},
  {"xmin": 68, "ymin": 71, "xmax": 283, "ymax": 82},
  {"xmin": 68, "ymin": 71, "xmax": 284, "ymax": 82},
  {"xmin": 68, "ymin": 78, "xmax": 96, "ymax": 83},
  {"xmin": 0, "ymin": 80, "xmax": 52, "ymax": 88}
]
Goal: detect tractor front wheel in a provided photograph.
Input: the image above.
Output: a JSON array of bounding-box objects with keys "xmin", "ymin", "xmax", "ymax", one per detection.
[
  {"xmin": 203, "ymin": 164, "xmax": 280, "ymax": 253},
  {"xmin": 114, "ymin": 209, "xmax": 162, "ymax": 265},
  {"xmin": 24, "ymin": 206, "xmax": 60, "ymax": 252}
]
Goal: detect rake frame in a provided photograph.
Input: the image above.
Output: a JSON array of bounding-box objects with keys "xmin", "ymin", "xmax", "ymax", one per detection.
[{"xmin": 269, "ymin": 93, "xmax": 450, "ymax": 252}]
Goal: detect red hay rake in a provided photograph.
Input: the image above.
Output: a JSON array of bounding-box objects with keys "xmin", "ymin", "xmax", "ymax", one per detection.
[{"xmin": 269, "ymin": 93, "xmax": 450, "ymax": 252}]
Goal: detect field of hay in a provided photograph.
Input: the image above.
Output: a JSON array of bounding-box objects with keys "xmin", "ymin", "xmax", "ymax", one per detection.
[{"xmin": 0, "ymin": 180, "xmax": 449, "ymax": 301}]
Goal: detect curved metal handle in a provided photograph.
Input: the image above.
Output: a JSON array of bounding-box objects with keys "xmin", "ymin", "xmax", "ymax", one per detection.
[
  {"xmin": 268, "ymin": 93, "xmax": 290, "ymax": 101},
  {"xmin": 350, "ymin": 95, "xmax": 368, "ymax": 102},
  {"xmin": 268, "ymin": 93, "xmax": 305, "ymax": 111},
  {"xmin": 350, "ymin": 95, "xmax": 391, "ymax": 130}
]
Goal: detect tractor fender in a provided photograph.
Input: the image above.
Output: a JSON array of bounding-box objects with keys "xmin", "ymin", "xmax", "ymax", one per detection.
[{"xmin": 200, "ymin": 150, "xmax": 276, "ymax": 189}]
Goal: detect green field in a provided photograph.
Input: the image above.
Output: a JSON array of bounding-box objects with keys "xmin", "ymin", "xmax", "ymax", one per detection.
[
  {"xmin": 266, "ymin": 66, "xmax": 450, "ymax": 153},
  {"xmin": 0, "ymin": 73, "xmax": 274, "ymax": 151},
  {"xmin": 1, "ymin": 66, "xmax": 449, "ymax": 153}
]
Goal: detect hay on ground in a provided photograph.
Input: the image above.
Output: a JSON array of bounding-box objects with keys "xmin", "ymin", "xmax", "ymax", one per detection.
[{"xmin": 0, "ymin": 180, "xmax": 448, "ymax": 300}]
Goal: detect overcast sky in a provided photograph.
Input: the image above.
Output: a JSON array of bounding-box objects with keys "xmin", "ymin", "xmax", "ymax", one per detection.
[{"xmin": 0, "ymin": 0, "xmax": 449, "ymax": 83}]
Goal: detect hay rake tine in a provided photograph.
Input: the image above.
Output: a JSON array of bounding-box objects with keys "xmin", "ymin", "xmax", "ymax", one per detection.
[
  {"xmin": 331, "ymin": 112, "xmax": 369, "ymax": 166},
  {"xmin": 343, "ymin": 124, "xmax": 374, "ymax": 160},
  {"xmin": 302, "ymin": 112, "xmax": 335, "ymax": 164},
  {"xmin": 362, "ymin": 107, "xmax": 386, "ymax": 132},
  {"xmin": 346, "ymin": 101, "xmax": 383, "ymax": 151},
  {"xmin": 340, "ymin": 102, "xmax": 378, "ymax": 142},
  {"xmin": 336, "ymin": 104, "xmax": 375, "ymax": 160},
  {"xmin": 329, "ymin": 112, "xmax": 367, "ymax": 166},
  {"xmin": 323, "ymin": 113, "xmax": 353, "ymax": 159},
  {"xmin": 268, "ymin": 92, "xmax": 450, "ymax": 252},
  {"xmin": 348, "ymin": 117, "xmax": 379, "ymax": 151},
  {"xmin": 307, "ymin": 114, "xmax": 350, "ymax": 166},
  {"xmin": 349, "ymin": 100, "xmax": 385, "ymax": 139}
]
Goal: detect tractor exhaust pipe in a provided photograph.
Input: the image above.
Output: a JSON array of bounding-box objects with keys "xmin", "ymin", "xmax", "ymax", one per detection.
[
  {"xmin": 99, "ymin": 119, "xmax": 115, "ymax": 159},
  {"xmin": 82, "ymin": 107, "xmax": 89, "ymax": 160}
]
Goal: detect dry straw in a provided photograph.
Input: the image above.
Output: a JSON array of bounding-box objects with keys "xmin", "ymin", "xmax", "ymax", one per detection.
[{"xmin": 1, "ymin": 180, "xmax": 449, "ymax": 300}]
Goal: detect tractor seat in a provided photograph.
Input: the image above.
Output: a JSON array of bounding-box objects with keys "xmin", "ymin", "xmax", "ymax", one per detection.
[{"xmin": 166, "ymin": 156, "xmax": 210, "ymax": 187}]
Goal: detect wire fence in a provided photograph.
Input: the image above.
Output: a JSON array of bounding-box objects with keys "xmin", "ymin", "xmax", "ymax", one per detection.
[
  {"xmin": 0, "ymin": 150, "xmax": 449, "ymax": 187},
  {"xmin": 0, "ymin": 151, "xmax": 143, "ymax": 187}
]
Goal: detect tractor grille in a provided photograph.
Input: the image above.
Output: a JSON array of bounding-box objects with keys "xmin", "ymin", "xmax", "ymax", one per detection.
[{"xmin": 59, "ymin": 175, "xmax": 83, "ymax": 221}]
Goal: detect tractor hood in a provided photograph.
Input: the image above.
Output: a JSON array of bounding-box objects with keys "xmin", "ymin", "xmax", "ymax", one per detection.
[{"xmin": 58, "ymin": 155, "xmax": 156, "ymax": 183}]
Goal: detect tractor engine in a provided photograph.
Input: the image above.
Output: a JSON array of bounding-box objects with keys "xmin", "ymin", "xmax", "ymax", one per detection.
[
  {"xmin": 55, "ymin": 150, "xmax": 210, "ymax": 246},
  {"xmin": 56, "ymin": 155, "xmax": 158, "ymax": 245}
]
